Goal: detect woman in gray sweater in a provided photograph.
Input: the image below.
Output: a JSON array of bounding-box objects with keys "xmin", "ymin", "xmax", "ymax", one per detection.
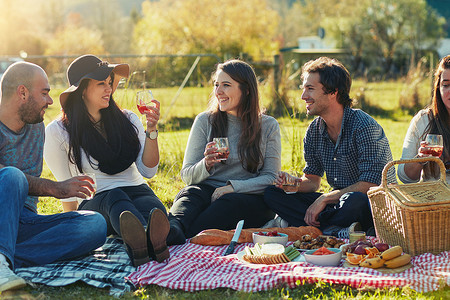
[{"xmin": 169, "ymin": 59, "xmax": 281, "ymax": 239}]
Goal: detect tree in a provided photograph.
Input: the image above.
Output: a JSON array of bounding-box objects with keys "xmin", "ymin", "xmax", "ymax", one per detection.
[
  {"xmin": 269, "ymin": 0, "xmax": 327, "ymax": 48},
  {"xmin": 0, "ymin": 0, "xmax": 46, "ymax": 56},
  {"xmin": 44, "ymin": 13, "xmax": 105, "ymax": 73},
  {"xmin": 84, "ymin": 0, "xmax": 134, "ymax": 54},
  {"xmin": 308, "ymin": 0, "xmax": 445, "ymax": 77},
  {"xmin": 133, "ymin": 0, "xmax": 280, "ymax": 60}
]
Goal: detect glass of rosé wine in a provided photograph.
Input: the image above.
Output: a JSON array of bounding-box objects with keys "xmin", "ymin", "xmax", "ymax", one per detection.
[
  {"xmin": 136, "ymin": 90, "xmax": 156, "ymax": 114},
  {"xmin": 422, "ymin": 134, "xmax": 444, "ymax": 157},
  {"xmin": 79, "ymin": 173, "xmax": 97, "ymax": 200},
  {"xmin": 213, "ymin": 137, "xmax": 229, "ymax": 161},
  {"xmin": 281, "ymin": 173, "xmax": 300, "ymax": 194}
]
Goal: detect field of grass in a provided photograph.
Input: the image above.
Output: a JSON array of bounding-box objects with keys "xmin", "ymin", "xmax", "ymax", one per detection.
[{"xmin": 15, "ymin": 79, "xmax": 450, "ymax": 299}]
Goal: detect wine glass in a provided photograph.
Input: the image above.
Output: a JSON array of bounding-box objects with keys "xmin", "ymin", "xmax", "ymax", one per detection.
[
  {"xmin": 282, "ymin": 173, "xmax": 300, "ymax": 194},
  {"xmin": 136, "ymin": 90, "xmax": 156, "ymax": 115},
  {"xmin": 423, "ymin": 134, "xmax": 444, "ymax": 157},
  {"xmin": 213, "ymin": 137, "xmax": 229, "ymax": 161},
  {"xmin": 79, "ymin": 173, "xmax": 97, "ymax": 200}
]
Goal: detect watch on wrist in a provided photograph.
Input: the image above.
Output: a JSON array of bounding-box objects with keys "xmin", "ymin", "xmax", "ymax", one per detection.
[{"xmin": 145, "ymin": 130, "xmax": 158, "ymax": 140}]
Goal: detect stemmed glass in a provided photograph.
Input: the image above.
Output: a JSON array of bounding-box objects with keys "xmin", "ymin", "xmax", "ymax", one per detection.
[
  {"xmin": 136, "ymin": 90, "xmax": 156, "ymax": 115},
  {"xmin": 423, "ymin": 134, "xmax": 444, "ymax": 157}
]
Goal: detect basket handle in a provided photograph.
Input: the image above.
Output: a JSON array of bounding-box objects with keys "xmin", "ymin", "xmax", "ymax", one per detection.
[{"xmin": 381, "ymin": 156, "xmax": 446, "ymax": 188}]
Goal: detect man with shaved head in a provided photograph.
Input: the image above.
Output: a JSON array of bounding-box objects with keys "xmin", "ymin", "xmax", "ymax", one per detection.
[{"xmin": 0, "ymin": 62, "xmax": 107, "ymax": 292}]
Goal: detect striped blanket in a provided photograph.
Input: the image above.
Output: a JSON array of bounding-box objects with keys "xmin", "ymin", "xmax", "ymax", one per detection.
[{"xmin": 127, "ymin": 242, "xmax": 450, "ymax": 293}]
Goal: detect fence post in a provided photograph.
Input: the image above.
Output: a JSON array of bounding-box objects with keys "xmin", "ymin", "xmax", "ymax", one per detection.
[{"xmin": 273, "ymin": 54, "xmax": 280, "ymax": 94}]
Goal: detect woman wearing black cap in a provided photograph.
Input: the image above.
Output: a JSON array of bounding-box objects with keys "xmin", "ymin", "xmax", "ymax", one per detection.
[{"xmin": 44, "ymin": 55, "xmax": 184, "ymax": 266}]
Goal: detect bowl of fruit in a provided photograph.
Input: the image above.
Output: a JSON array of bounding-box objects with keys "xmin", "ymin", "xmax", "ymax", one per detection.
[
  {"xmin": 252, "ymin": 231, "xmax": 288, "ymax": 246},
  {"xmin": 304, "ymin": 246, "xmax": 342, "ymax": 267}
]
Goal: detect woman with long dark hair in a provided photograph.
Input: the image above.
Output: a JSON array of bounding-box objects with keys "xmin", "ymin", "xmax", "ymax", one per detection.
[
  {"xmin": 398, "ymin": 55, "xmax": 450, "ymax": 184},
  {"xmin": 44, "ymin": 55, "xmax": 181, "ymax": 266},
  {"xmin": 169, "ymin": 59, "xmax": 281, "ymax": 239}
]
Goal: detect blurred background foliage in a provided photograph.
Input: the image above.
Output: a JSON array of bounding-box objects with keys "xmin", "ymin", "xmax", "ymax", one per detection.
[{"xmin": 0, "ymin": 0, "xmax": 447, "ymax": 114}]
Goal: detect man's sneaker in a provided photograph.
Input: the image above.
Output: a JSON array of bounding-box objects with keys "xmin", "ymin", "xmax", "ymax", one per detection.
[
  {"xmin": 322, "ymin": 222, "xmax": 362, "ymax": 239},
  {"xmin": 262, "ymin": 215, "xmax": 289, "ymax": 228},
  {"xmin": 0, "ymin": 263, "xmax": 26, "ymax": 292}
]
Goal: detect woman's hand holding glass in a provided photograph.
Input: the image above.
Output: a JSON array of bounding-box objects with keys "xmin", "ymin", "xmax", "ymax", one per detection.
[
  {"xmin": 204, "ymin": 142, "xmax": 219, "ymax": 171},
  {"xmin": 418, "ymin": 134, "xmax": 444, "ymax": 158},
  {"xmin": 275, "ymin": 171, "xmax": 302, "ymax": 194},
  {"xmin": 136, "ymin": 90, "xmax": 160, "ymax": 129},
  {"xmin": 204, "ymin": 138, "xmax": 229, "ymax": 171}
]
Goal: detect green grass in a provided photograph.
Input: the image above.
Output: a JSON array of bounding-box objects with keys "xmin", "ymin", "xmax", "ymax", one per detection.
[{"xmin": 26, "ymin": 80, "xmax": 450, "ymax": 299}]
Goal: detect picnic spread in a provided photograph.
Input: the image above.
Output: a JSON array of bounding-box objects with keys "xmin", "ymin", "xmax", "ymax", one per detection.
[
  {"xmin": 127, "ymin": 236, "xmax": 450, "ymax": 293},
  {"xmin": 12, "ymin": 227, "xmax": 450, "ymax": 295}
]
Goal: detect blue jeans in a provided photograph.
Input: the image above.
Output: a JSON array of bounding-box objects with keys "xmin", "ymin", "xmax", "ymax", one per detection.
[
  {"xmin": 0, "ymin": 167, "xmax": 107, "ymax": 269},
  {"xmin": 264, "ymin": 185, "xmax": 374, "ymax": 231},
  {"xmin": 78, "ymin": 184, "xmax": 166, "ymax": 236}
]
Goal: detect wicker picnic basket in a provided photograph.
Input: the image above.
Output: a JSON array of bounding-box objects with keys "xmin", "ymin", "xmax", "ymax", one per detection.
[{"xmin": 367, "ymin": 157, "xmax": 450, "ymax": 256}]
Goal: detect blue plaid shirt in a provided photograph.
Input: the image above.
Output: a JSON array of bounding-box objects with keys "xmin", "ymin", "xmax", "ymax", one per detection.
[{"xmin": 303, "ymin": 107, "xmax": 396, "ymax": 190}]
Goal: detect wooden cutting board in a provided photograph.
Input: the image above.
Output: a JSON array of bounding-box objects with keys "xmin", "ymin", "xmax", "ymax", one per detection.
[{"xmin": 342, "ymin": 260, "xmax": 413, "ymax": 273}]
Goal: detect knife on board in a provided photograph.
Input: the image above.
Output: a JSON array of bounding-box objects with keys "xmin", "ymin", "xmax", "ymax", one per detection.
[{"xmin": 224, "ymin": 219, "xmax": 244, "ymax": 255}]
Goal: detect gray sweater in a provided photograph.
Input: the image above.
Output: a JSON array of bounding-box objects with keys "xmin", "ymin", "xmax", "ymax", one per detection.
[{"xmin": 180, "ymin": 112, "xmax": 281, "ymax": 194}]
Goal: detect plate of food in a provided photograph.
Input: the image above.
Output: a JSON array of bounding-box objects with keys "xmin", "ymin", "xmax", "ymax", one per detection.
[
  {"xmin": 293, "ymin": 235, "xmax": 346, "ymax": 251},
  {"xmin": 236, "ymin": 243, "xmax": 305, "ymax": 264}
]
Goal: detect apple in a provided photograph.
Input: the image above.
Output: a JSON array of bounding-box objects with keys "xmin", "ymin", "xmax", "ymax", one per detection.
[
  {"xmin": 354, "ymin": 245, "xmax": 367, "ymax": 255},
  {"xmin": 374, "ymin": 242, "xmax": 389, "ymax": 252}
]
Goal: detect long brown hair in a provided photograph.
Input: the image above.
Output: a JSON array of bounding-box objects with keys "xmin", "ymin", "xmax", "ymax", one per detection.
[
  {"xmin": 61, "ymin": 73, "xmax": 141, "ymax": 174},
  {"xmin": 207, "ymin": 59, "xmax": 262, "ymax": 173},
  {"xmin": 424, "ymin": 55, "xmax": 450, "ymax": 160}
]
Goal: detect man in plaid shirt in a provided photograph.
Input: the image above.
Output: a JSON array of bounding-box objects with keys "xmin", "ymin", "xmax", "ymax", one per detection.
[{"xmin": 264, "ymin": 57, "xmax": 395, "ymax": 238}]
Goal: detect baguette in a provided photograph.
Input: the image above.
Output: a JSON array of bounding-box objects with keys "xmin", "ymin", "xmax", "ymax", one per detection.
[{"xmin": 190, "ymin": 226, "xmax": 322, "ymax": 246}]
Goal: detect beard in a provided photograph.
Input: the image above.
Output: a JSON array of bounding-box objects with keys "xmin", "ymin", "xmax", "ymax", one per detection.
[{"xmin": 18, "ymin": 94, "xmax": 45, "ymax": 124}]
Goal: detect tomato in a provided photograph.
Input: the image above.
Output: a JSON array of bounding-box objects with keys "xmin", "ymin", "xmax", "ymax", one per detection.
[{"xmin": 312, "ymin": 246, "xmax": 335, "ymax": 255}]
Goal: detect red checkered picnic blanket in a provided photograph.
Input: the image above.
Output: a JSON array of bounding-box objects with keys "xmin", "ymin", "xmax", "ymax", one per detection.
[{"xmin": 126, "ymin": 242, "xmax": 450, "ymax": 293}]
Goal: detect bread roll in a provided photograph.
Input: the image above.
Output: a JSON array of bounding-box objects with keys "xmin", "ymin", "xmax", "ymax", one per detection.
[{"xmin": 190, "ymin": 226, "xmax": 322, "ymax": 246}]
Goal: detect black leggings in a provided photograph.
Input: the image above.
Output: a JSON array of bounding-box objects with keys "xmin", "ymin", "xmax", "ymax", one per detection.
[
  {"xmin": 169, "ymin": 183, "xmax": 275, "ymax": 238},
  {"xmin": 78, "ymin": 184, "xmax": 166, "ymax": 236}
]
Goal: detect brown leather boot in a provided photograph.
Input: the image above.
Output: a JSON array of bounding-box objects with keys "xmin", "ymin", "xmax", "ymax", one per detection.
[
  {"xmin": 146, "ymin": 208, "xmax": 170, "ymax": 262},
  {"xmin": 120, "ymin": 211, "xmax": 150, "ymax": 267}
]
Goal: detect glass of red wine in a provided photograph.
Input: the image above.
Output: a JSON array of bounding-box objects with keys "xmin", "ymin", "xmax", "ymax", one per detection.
[
  {"xmin": 213, "ymin": 137, "xmax": 229, "ymax": 161},
  {"xmin": 136, "ymin": 90, "xmax": 156, "ymax": 115},
  {"xmin": 423, "ymin": 134, "xmax": 444, "ymax": 157}
]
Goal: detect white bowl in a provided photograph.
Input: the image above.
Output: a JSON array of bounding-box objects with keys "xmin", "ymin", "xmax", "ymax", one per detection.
[
  {"xmin": 252, "ymin": 232, "xmax": 288, "ymax": 246},
  {"xmin": 304, "ymin": 248, "xmax": 342, "ymax": 267}
]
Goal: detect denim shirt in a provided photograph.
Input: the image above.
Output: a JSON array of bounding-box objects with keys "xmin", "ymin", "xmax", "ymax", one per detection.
[{"xmin": 303, "ymin": 107, "xmax": 396, "ymax": 190}]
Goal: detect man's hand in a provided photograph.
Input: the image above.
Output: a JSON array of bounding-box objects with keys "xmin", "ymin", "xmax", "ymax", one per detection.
[
  {"xmin": 304, "ymin": 196, "xmax": 327, "ymax": 227},
  {"xmin": 52, "ymin": 175, "xmax": 96, "ymax": 199},
  {"xmin": 274, "ymin": 171, "xmax": 302, "ymax": 193},
  {"xmin": 304, "ymin": 190, "xmax": 341, "ymax": 227},
  {"xmin": 211, "ymin": 185, "xmax": 234, "ymax": 202}
]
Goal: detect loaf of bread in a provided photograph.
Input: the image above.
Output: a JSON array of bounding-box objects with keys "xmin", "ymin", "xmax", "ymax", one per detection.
[{"xmin": 189, "ymin": 226, "xmax": 322, "ymax": 246}]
